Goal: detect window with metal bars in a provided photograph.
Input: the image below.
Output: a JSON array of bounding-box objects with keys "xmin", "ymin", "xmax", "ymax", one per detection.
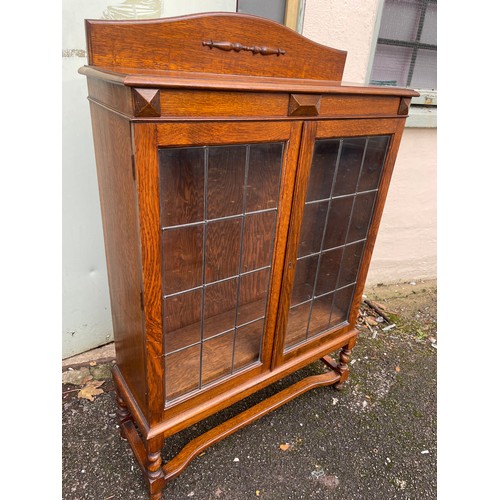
[{"xmin": 370, "ymin": 0, "xmax": 437, "ymax": 91}]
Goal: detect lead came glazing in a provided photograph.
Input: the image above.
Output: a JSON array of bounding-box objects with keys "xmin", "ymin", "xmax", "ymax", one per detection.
[
  {"xmin": 159, "ymin": 143, "xmax": 284, "ymax": 402},
  {"xmin": 284, "ymin": 135, "xmax": 390, "ymax": 351}
]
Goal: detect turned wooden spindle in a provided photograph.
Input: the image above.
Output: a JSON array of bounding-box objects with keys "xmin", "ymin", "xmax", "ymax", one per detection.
[
  {"xmin": 115, "ymin": 391, "xmax": 132, "ymax": 437},
  {"xmin": 147, "ymin": 451, "xmax": 163, "ymax": 480},
  {"xmin": 334, "ymin": 346, "xmax": 352, "ymax": 390}
]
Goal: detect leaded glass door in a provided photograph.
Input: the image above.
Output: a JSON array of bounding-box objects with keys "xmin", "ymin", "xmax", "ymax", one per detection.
[
  {"xmin": 143, "ymin": 121, "xmax": 302, "ymax": 407},
  {"xmin": 274, "ymin": 119, "xmax": 402, "ymax": 365}
]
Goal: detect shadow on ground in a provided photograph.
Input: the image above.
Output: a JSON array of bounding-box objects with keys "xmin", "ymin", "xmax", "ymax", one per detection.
[{"xmin": 62, "ymin": 280, "xmax": 436, "ymax": 499}]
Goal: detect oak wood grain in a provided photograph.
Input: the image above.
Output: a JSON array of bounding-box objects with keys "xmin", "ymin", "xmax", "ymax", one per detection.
[
  {"xmin": 85, "ymin": 13, "xmax": 347, "ymax": 81},
  {"xmin": 89, "ymin": 103, "xmax": 147, "ymax": 413},
  {"xmin": 133, "ymin": 123, "xmax": 164, "ymax": 425},
  {"xmin": 80, "ymin": 65, "xmax": 419, "ymax": 98}
]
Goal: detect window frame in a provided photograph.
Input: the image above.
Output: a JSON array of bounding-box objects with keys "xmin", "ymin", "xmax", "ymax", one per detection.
[
  {"xmin": 367, "ymin": 0, "xmax": 437, "ymax": 128},
  {"xmin": 236, "ymin": 0, "xmax": 305, "ymax": 32}
]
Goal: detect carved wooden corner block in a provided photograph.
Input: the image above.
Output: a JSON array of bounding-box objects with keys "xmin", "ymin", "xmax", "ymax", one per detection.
[
  {"xmin": 398, "ymin": 97, "xmax": 412, "ymax": 116},
  {"xmin": 133, "ymin": 88, "xmax": 161, "ymax": 117},
  {"xmin": 288, "ymin": 94, "xmax": 321, "ymax": 116}
]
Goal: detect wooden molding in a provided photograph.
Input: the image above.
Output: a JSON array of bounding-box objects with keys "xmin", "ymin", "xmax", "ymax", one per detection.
[{"xmin": 398, "ymin": 97, "xmax": 411, "ymax": 116}]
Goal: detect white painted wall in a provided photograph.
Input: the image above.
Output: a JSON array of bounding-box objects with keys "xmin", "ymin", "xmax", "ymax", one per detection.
[
  {"xmin": 302, "ymin": 0, "xmax": 381, "ymax": 84},
  {"xmin": 370, "ymin": 128, "xmax": 437, "ymax": 283},
  {"xmin": 62, "ymin": 0, "xmax": 436, "ymax": 358}
]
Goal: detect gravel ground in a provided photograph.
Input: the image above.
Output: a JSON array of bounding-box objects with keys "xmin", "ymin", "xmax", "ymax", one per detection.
[{"xmin": 62, "ymin": 280, "xmax": 437, "ymax": 500}]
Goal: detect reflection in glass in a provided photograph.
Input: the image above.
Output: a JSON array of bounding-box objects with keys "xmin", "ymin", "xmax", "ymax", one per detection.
[
  {"xmin": 315, "ymin": 247, "xmax": 343, "ymax": 296},
  {"xmin": 306, "ymin": 139, "xmax": 339, "ymax": 202},
  {"xmin": 159, "ymin": 142, "xmax": 284, "ymax": 402},
  {"xmin": 331, "ymin": 285, "xmax": 355, "ymax": 326},
  {"xmin": 202, "ymin": 331, "xmax": 235, "ymax": 385},
  {"xmin": 308, "ymin": 292, "xmax": 334, "ymax": 337},
  {"xmin": 284, "ymin": 302, "xmax": 311, "ymax": 349},
  {"xmin": 237, "ymin": 269, "xmax": 270, "ymax": 326},
  {"xmin": 241, "ymin": 211, "xmax": 276, "ymax": 273},
  {"xmin": 291, "ymin": 256, "xmax": 318, "ymax": 306},
  {"xmin": 203, "ymin": 278, "xmax": 238, "ymax": 339},
  {"xmin": 233, "ymin": 319, "xmax": 264, "ymax": 371},
  {"xmin": 337, "ymin": 241, "xmax": 365, "ymax": 289},
  {"xmin": 298, "ymin": 202, "xmax": 328, "ymax": 257},
  {"xmin": 162, "ymin": 225, "xmax": 204, "ymax": 295},
  {"xmin": 246, "ymin": 143, "xmax": 283, "ymax": 212},
  {"xmin": 346, "ymin": 191, "xmax": 377, "ymax": 243},
  {"xmin": 205, "ymin": 218, "xmax": 242, "ymax": 283},
  {"xmin": 357, "ymin": 136, "xmax": 389, "ymax": 192},
  {"xmin": 159, "ymin": 147, "xmax": 204, "ymax": 227},
  {"xmin": 164, "ymin": 289, "xmax": 202, "ymax": 353},
  {"xmin": 323, "ymin": 196, "xmax": 354, "ymax": 251},
  {"xmin": 207, "ymin": 146, "xmax": 246, "ymax": 219},
  {"xmin": 332, "ymin": 138, "xmax": 366, "ymax": 196},
  {"xmin": 165, "ymin": 344, "xmax": 200, "ymax": 401},
  {"xmin": 284, "ymin": 134, "xmax": 390, "ymax": 351}
]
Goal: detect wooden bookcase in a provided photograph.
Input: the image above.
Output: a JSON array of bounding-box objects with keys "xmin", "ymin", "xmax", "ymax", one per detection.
[{"xmin": 80, "ymin": 13, "xmax": 418, "ymax": 499}]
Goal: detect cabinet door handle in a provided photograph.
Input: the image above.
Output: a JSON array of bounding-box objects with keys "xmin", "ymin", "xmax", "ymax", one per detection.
[{"xmin": 202, "ymin": 40, "xmax": 285, "ymax": 56}]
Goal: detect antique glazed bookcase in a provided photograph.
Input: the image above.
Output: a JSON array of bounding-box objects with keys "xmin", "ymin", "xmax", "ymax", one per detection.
[{"xmin": 79, "ymin": 13, "xmax": 418, "ymax": 499}]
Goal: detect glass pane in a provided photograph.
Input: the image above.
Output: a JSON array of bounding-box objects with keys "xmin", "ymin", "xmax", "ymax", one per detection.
[
  {"xmin": 411, "ymin": 49, "xmax": 437, "ymax": 90},
  {"xmin": 284, "ymin": 135, "xmax": 388, "ymax": 353},
  {"xmin": 346, "ymin": 191, "xmax": 377, "ymax": 243},
  {"xmin": 323, "ymin": 195, "xmax": 354, "ymax": 250},
  {"xmin": 315, "ymin": 247, "xmax": 343, "ymax": 296},
  {"xmin": 370, "ymin": 44, "xmax": 413, "ymax": 87},
  {"xmin": 291, "ymin": 256, "xmax": 318, "ymax": 306},
  {"xmin": 357, "ymin": 136, "xmax": 390, "ymax": 192},
  {"xmin": 241, "ymin": 211, "xmax": 276, "ymax": 272},
  {"xmin": 234, "ymin": 319, "xmax": 264, "ymax": 370},
  {"xmin": 306, "ymin": 140, "xmax": 339, "ymax": 202},
  {"xmin": 246, "ymin": 143, "xmax": 283, "ymax": 212},
  {"xmin": 420, "ymin": 2, "xmax": 437, "ymax": 45},
  {"xmin": 284, "ymin": 302, "xmax": 311, "ymax": 349},
  {"xmin": 237, "ymin": 269, "xmax": 270, "ymax": 326},
  {"xmin": 162, "ymin": 225, "xmax": 204, "ymax": 295},
  {"xmin": 378, "ymin": 0, "xmax": 420, "ymax": 42},
  {"xmin": 308, "ymin": 292, "xmax": 334, "ymax": 338},
  {"xmin": 332, "ymin": 138, "xmax": 366, "ymax": 196},
  {"xmin": 159, "ymin": 147, "xmax": 204, "ymax": 227},
  {"xmin": 165, "ymin": 344, "xmax": 200, "ymax": 401},
  {"xmin": 201, "ymin": 331, "xmax": 235, "ymax": 385},
  {"xmin": 203, "ymin": 278, "xmax": 238, "ymax": 339},
  {"xmin": 205, "ymin": 218, "xmax": 242, "ymax": 283},
  {"xmin": 298, "ymin": 201, "xmax": 328, "ymax": 257},
  {"xmin": 207, "ymin": 146, "xmax": 246, "ymax": 219},
  {"xmin": 237, "ymin": 0, "xmax": 286, "ymax": 24},
  {"xmin": 164, "ymin": 289, "xmax": 202, "ymax": 354},
  {"xmin": 331, "ymin": 285, "xmax": 355, "ymax": 326},
  {"xmin": 338, "ymin": 241, "xmax": 366, "ymax": 288}
]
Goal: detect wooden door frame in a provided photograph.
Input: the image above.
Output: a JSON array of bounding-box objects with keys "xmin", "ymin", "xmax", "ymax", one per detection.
[
  {"xmin": 272, "ymin": 117, "xmax": 407, "ymax": 368},
  {"xmin": 133, "ymin": 119, "xmax": 303, "ymax": 430}
]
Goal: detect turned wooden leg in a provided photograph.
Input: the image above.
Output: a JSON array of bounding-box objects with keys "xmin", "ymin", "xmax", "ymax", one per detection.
[
  {"xmin": 333, "ymin": 345, "xmax": 352, "ymax": 390},
  {"xmin": 146, "ymin": 437, "xmax": 165, "ymax": 500},
  {"xmin": 115, "ymin": 390, "xmax": 132, "ymax": 438}
]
